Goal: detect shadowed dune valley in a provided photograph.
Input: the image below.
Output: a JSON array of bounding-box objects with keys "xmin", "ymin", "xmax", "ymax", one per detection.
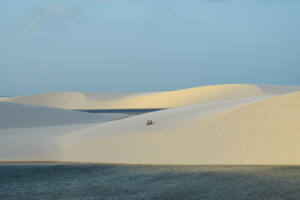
[{"xmin": 1, "ymin": 84, "xmax": 300, "ymax": 165}]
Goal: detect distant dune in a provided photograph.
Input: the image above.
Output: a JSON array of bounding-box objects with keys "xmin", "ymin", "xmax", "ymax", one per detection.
[
  {"xmin": 1, "ymin": 84, "xmax": 265, "ymax": 109},
  {"xmin": 0, "ymin": 84, "xmax": 300, "ymax": 165}
]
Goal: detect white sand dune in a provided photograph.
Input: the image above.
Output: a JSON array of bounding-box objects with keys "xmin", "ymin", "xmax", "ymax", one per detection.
[
  {"xmin": 83, "ymin": 92, "xmax": 147, "ymax": 101},
  {"xmin": 0, "ymin": 84, "xmax": 300, "ymax": 165},
  {"xmin": 0, "ymin": 124, "xmax": 92, "ymax": 161},
  {"xmin": 1, "ymin": 92, "xmax": 88, "ymax": 109},
  {"xmin": 0, "ymin": 102, "xmax": 127, "ymax": 129},
  {"xmin": 258, "ymin": 85, "xmax": 300, "ymax": 95},
  {"xmin": 56, "ymin": 92, "xmax": 299, "ymax": 165},
  {"xmin": 0, "ymin": 84, "xmax": 265, "ymax": 109}
]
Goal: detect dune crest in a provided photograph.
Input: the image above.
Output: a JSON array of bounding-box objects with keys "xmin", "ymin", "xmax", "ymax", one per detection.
[
  {"xmin": 1, "ymin": 84, "xmax": 264, "ymax": 109},
  {"xmin": 10, "ymin": 92, "xmax": 87, "ymax": 109},
  {"xmin": 0, "ymin": 84, "xmax": 300, "ymax": 165},
  {"xmin": 97, "ymin": 84, "xmax": 264, "ymax": 109}
]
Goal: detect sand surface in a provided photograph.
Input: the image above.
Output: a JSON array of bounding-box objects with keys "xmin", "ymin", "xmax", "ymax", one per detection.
[
  {"xmin": 0, "ymin": 84, "xmax": 265, "ymax": 109},
  {"xmin": 0, "ymin": 102, "xmax": 127, "ymax": 129},
  {"xmin": 0, "ymin": 84, "xmax": 300, "ymax": 165}
]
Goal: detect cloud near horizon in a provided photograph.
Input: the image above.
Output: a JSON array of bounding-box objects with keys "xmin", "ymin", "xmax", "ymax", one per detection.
[{"xmin": 25, "ymin": 3, "xmax": 80, "ymax": 30}]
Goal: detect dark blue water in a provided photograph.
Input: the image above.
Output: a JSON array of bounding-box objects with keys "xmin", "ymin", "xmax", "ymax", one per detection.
[
  {"xmin": 1, "ymin": 164, "xmax": 300, "ymax": 200},
  {"xmin": 77, "ymin": 109, "xmax": 164, "ymax": 116}
]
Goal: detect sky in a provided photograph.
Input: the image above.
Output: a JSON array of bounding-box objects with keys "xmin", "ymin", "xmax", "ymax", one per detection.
[{"xmin": 0, "ymin": 0, "xmax": 300, "ymax": 95}]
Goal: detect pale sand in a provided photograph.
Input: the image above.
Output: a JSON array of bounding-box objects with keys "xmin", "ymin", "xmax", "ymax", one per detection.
[
  {"xmin": 0, "ymin": 84, "xmax": 299, "ymax": 165},
  {"xmin": 0, "ymin": 102, "xmax": 127, "ymax": 129},
  {"xmin": 0, "ymin": 84, "xmax": 265, "ymax": 109}
]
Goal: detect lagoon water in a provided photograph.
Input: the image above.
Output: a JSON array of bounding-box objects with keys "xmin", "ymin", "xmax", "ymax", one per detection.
[
  {"xmin": 1, "ymin": 164, "xmax": 300, "ymax": 200},
  {"xmin": 78, "ymin": 109, "xmax": 164, "ymax": 116}
]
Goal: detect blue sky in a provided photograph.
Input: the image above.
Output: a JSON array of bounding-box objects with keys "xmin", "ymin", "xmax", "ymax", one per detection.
[{"xmin": 1, "ymin": 0, "xmax": 300, "ymax": 95}]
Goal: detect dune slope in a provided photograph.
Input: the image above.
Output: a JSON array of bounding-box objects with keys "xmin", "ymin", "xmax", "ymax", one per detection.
[
  {"xmin": 1, "ymin": 84, "xmax": 300, "ymax": 165},
  {"xmin": 0, "ymin": 84, "xmax": 264, "ymax": 109},
  {"xmin": 0, "ymin": 102, "xmax": 127, "ymax": 129},
  {"xmin": 59, "ymin": 92, "xmax": 300, "ymax": 165}
]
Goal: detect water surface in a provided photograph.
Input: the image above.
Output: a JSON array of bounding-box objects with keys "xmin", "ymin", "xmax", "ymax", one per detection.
[
  {"xmin": 77, "ymin": 109, "xmax": 164, "ymax": 116},
  {"xmin": 1, "ymin": 164, "xmax": 300, "ymax": 200}
]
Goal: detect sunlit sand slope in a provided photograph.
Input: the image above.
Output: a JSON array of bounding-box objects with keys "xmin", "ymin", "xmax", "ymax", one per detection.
[
  {"xmin": 97, "ymin": 84, "xmax": 264, "ymax": 109},
  {"xmin": 0, "ymin": 84, "xmax": 264, "ymax": 109},
  {"xmin": 0, "ymin": 85, "xmax": 300, "ymax": 165},
  {"xmin": 59, "ymin": 92, "xmax": 300, "ymax": 165},
  {"xmin": 2, "ymin": 92, "xmax": 87, "ymax": 109}
]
